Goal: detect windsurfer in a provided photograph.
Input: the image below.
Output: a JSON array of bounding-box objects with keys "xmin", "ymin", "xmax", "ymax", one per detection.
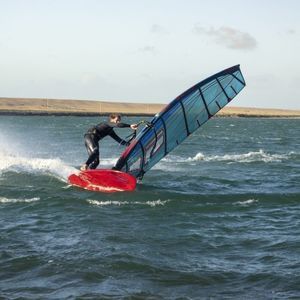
[{"xmin": 81, "ymin": 114, "xmax": 138, "ymax": 171}]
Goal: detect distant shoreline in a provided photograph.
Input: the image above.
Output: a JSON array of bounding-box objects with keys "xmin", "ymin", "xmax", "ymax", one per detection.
[{"xmin": 1, "ymin": 97, "xmax": 300, "ymax": 118}]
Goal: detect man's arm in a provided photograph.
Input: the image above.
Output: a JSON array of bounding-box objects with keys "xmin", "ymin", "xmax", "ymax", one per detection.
[
  {"xmin": 109, "ymin": 122, "xmax": 138, "ymax": 130},
  {"xmin": 117, "ymin": 122, "xmax": 131, "ymax": 128},
  {"xmin": 109, "ymin": 130, "xmax": 129, "ymax": 146},
  {"xmin": 108, "ymin": 122, "xmax": 130, "ymax": 128}
]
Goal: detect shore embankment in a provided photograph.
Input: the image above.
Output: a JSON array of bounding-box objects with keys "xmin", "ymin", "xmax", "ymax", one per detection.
[{"xmin": 0, "ymin": 97, "xmax": 299, "ymax": 117}]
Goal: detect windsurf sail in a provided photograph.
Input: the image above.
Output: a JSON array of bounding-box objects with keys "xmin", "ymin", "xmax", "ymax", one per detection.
[{"xmin": 115, "ymin": 65, "xmax": 246, "ymax": 179}]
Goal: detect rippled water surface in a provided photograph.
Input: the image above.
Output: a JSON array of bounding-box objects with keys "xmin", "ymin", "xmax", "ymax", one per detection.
[{"xmin": 0, "ymin": 116, "xmax": 299, "ymax": 299}]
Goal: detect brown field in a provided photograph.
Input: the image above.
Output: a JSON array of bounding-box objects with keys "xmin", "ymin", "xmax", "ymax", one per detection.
[{"xmin": 0, "ymin": 97, "xmax": 299, "ymax": 117}]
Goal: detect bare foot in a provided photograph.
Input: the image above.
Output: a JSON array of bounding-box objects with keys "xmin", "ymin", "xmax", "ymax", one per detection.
[{"xmin": 80, "ymin": 164, "xmax": 88, "ymax": 171}]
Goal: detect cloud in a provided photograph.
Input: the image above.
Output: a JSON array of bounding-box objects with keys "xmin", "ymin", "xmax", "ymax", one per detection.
[
  {"xmin": 287, "ymin": 29, "xmax": 296, "ymax": 35},
  {"xmin": 139, "ymin": 45, "xmax": 156, "ymax": 54},
  {"xmin": 194, "ymin": 25, "xmax": 257, "ymax": 50},
  {"xmin": 151, "ymin": 24, "xmax": 168, "ymax": 34}
]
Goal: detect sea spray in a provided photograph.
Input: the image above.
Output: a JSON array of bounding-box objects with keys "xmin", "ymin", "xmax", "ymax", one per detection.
[
  {"xmin": 0, "ymin": 131, "xmax": 78, "ymax": 181},
  {"xmin": 0, "ymin": 150, "xmax": 77, "ymax": 182}
]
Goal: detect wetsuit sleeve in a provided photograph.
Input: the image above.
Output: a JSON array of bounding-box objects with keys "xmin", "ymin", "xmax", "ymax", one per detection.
[
  {"xmin": 116, "ymin": 123, "xmax": 131, "ymax": 128},
  {"xmin": 108, "ymin": 122, "xmax": 130, "ymax": 128},
  {"xmin": 109, "ymin": 130, "xmax": 129, "ymax": 146}
]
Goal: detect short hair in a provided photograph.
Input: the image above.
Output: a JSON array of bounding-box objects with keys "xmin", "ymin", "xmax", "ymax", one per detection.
[{"xmin": 109, "ymin": 113, "xmax": 121, "ymax": 120}]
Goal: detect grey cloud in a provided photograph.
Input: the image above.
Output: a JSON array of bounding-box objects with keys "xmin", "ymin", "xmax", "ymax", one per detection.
[
  {"xmin": 194, "ymin": 25, "xmax": 257, "ymax": 50},
  {"xmin": 287, "ymin": 29, "xmax": 296, "ymax": 35},
  {"xmin": 139, "ymin": 46, "xmax": 156, "ymax": 54},
  {"xmin": 151, "ymin": 24, "xmax": 168, "ymax": 34}
]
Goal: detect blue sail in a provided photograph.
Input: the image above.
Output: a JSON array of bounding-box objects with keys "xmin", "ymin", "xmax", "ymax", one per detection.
[{"xmin": 115, "ymin": 65, "xmax": 246, "ymax": 179}]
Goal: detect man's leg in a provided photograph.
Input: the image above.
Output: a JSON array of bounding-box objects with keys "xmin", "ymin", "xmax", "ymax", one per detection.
[{"xmin": 83, "ymin": 135, "xmax": 100, "ymax": 170}]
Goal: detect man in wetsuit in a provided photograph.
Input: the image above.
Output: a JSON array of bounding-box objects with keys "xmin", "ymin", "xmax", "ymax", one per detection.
[{"xmin": 81, "ymin": 114, "xmax": 138, "ymax": 171}]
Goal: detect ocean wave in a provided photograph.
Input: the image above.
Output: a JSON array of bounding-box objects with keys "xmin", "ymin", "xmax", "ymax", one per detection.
[
  {"xmin": 0, "ymin": 150, "xmax": 77, "ymax": 181},
  {"xmin": 0, "ymin": 197, "xmax": 40, "ymax": 204},
  {"xmin": 153, "ymin": 150, "xmax": 295, "ymax": 173},
  {"xmin": 187, "ymin": 150, "xmax": 294, "ymax": 163},
  {"xmin": 234, "ymin": 199, "xmax": 259, "ymax": 206},
  {"xmin": 87, "ymin": 199, "xmax": 170, "ymax": 207}
]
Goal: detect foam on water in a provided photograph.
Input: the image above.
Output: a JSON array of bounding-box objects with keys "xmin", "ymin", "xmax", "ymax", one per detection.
[
  {"xmin": 152, "ymin": 149, "xmax": 295, "ymax": 173},
  {"xmin": 234, "ymin": 199, "xmax": 259, "ymax": 206},
  {"xmin": 87, "ymin": 199, "xmax": 170, "ymax": 207},
  {"xmin": 0, "ymin": 197, "xmax": 40, "ymax": 204},
  {"xmin": 188, "ymin": 149, "xmax": 293, "ymax": 163},
  {"xmin": 0, "ymin": 150, "xmax": 77, "ymax": 182},
  {"xmin": 0, "ymin": 131, "xmax": 77, "ymax": 181}
]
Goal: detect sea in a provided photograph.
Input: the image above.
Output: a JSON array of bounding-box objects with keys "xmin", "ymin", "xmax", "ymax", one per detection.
[{"xmin": 0, "ymin": 115, "xmax": 299, "ymax": 299}]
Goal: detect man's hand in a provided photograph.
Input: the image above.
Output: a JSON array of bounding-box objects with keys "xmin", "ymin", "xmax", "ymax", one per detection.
[{"xmin": 130, "ymin": 124, "xmax": 138, "ymax": 130}]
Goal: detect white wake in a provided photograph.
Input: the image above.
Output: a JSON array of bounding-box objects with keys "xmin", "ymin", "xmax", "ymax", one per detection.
[{"xmin": 0, "ymin": 150, "xmax": 77, "ymax": 182}]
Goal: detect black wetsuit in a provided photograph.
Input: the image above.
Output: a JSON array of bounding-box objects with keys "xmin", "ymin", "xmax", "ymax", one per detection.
[{"xmin": 84, "ymin": 122, "xmax": 130, "ymax": 169}]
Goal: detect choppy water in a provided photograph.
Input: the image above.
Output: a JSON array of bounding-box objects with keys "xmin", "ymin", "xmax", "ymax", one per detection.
[{"xmin": 0, "ymin": 116, "xmax": 299, "ymax": 299}]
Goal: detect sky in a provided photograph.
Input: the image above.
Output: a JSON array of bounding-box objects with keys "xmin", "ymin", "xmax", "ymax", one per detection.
[{"xmin": 0, "ymin": 0, "xmax": 299, "ymax": 109}]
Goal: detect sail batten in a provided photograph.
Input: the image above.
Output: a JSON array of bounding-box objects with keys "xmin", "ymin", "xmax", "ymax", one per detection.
[
  {"xmin": 199, "ymin": 88, "xmax": 212, "ymax": 119},
  {"xmin": 216, "ymin": 78, "xmax": 230, "ymax": 102},
  {"xmin": 114, "ymin": 65, "xmax": 246, "ymax": 179}
]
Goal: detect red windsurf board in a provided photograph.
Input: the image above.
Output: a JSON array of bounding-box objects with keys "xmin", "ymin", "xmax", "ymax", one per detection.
[{"xmin": 68, "ymin": 169, "xmax": 136, "ymax": 193}]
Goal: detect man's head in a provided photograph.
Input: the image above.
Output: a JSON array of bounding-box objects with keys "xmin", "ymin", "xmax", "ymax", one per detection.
[{"xmin": 109, "ymin": 113, "xmax": 121, "ymax": 123}]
